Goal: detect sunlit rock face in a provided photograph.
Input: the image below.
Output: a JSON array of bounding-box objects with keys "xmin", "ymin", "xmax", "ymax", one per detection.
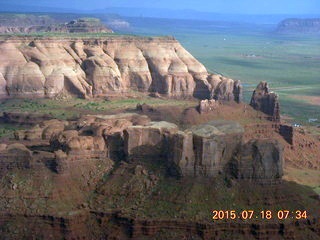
[{"xmin": 0, "ymin": 36, "xmax": 242, "ymax": 100}]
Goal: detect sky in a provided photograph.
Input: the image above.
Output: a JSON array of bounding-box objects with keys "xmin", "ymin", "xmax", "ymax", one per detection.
[{"xmin": 2, "ymin": 0, "xmax": 320, "ymax": 15}]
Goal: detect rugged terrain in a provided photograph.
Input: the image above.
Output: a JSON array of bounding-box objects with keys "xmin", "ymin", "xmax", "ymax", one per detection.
[
  {"xmin": 0, "ymin": 86, "xmax": 319, "ymax": 239},
  {"xmin": 0, "ymin": 36, "xmax": 241, "ymax": 101},
  {"xmin": 0, "ymin": 34, "xmax": 319, "ymax": 239}
]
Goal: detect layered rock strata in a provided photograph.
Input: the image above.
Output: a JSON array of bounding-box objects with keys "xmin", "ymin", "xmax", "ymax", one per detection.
[
  {"xmin": 230, "ymin": 139, "xmax": 284, "ymax": 182},
  {"xmin": 0, "ymin": 113, "xmax": 297, "ymax": 238},
  {"xmin": 2, "ymin": 113, "xmax": 283, "ymax": 180},
  {"xmin": 124, "ymin": 121, "xmax": 179, "ymax": 159},
  {"xmin": 123, "ymin": 118, "xmax": 282, "ymax": 179},
  {"xmin": 190, "ymin": 121, "xmax": 244, "ymax": 176},
  {"xmin": 0, "ymin": 36, "xmax": 242, "ymax": 101}
]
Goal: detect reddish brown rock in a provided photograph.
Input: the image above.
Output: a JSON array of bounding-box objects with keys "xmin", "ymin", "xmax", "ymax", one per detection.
[
  {"xmin": 40, "ymin": 120, "xmax": 67, "ymax": 140},
  {"xmin": 124, "ymin": 121, "xmax": 179, "ymax": 159},
  {"xmin": 0, "ymin": 143, "xmax": 32, "ymax": 171},
  {"xmin": 190, "ymin": 120, "xmax": 244, "ymax": 177},
  {"xmin": 168, "ymin": 131, "xmax": 195, "ymax": 176},
  {"xmin": 65, "ymin": 136, "xmax": 95, "ymax": 152},
  {"xmin": 50, "ymin": 130, "xmax": 79, "ymax": 151},
  {"xmin": 3, "ymin": 112, "xmax": 52, "ymax": 125},
  {"xmin": 250, "ymin": 81, "xmax": 280, "ymax": 121},
  {"xmin": 14, "ymin": 125, "xmax": 43, "ymax": 140},
  {"xmin": 231, "ymin": 139, "xmax": 284, "ymax": 182}
]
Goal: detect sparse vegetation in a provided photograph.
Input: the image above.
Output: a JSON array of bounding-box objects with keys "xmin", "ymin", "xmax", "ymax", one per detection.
[
  {"xmin": 0, "ymin": 97, "xmax": 197, "ymax": 121},
  {"xmin": 127, "ymin": 18, "xmax": 320, "ymax": 125}
]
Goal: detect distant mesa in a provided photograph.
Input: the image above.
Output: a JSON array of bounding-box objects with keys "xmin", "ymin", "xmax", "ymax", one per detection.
[
  {"xmin": 0, "ymin": 16, "xmax": 113, "ymax": 34},
  {"xmin": 62, "ymin": 18, "xmax": 113, "ymax": 33},
  {"xmin": 276, "ymin": 18, "xmax": 320, "ymax": 34},
  {"xmin": 0, "ymin": 14, "xmax": 57, "ymax": 28}
]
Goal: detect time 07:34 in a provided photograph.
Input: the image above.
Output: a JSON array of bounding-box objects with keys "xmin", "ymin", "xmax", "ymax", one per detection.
[{"xmin": 212, "ymin": 210, "xmax": 307, "ymax": 220}]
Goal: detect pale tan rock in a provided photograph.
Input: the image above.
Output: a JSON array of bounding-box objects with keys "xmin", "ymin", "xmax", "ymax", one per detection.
[
  {"xmin": 0, "ymin": 37, "xmax": 242, "ymax": 100},
  {"xmin": 207, "ymin": 74, "xmax": 242, "ymax": 102},
  {"xmin": 82, "ymin": 55, "xmax": 123, "ymax": 95}
]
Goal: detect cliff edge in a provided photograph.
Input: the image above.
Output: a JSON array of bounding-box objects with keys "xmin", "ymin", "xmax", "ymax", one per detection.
[{"xmin": 0, "ymin": 36, "xmax": 241, "ymax": 101}]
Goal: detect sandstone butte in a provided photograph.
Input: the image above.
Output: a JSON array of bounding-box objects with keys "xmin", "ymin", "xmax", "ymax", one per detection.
[
  {"xmin": 1, "ymin": 35, "xmax": 320, "ymax": 239},
  {"xmin": 0, "ymin": 36, "xmax": 241, "ymax": 101}
]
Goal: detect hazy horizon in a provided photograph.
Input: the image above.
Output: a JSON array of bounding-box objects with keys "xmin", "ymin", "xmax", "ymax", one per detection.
[{"xmin": 1, "ymin": 0, "xmax": 320, "ymax": 15}]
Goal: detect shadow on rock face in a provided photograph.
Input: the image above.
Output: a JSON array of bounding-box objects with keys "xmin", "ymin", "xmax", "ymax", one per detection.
[{"xmin": 193, "ymin": 79, "xmax": 211, "ymax": 100}]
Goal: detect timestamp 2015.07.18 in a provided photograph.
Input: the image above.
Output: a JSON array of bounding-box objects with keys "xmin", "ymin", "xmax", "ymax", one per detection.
[{"xmin": 212, "ymin": 210, "xmax": 308, "ymax": 221}]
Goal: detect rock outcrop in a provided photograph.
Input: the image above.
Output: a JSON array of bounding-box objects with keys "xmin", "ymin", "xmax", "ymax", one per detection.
[
  {"xmin": 0, "ymin": 36, "xmax": 242, "ymax": 101},
  {"xmin": 0, "ymin": 143, "xmax": 33, "ymax": 172},
  {"xmin": 124, "ymin": 121, "xmax": 179, "ymax": 159},
  {"xmin": 2, "ymin": 110, "xmax": 287, "ymax": 182},
  {"xmin": 62, "ymin": 18, "xmax": 112, "ymax": 33},
  {"xmin": 207, "ymin": 74, "xmax": 242, "ymax": 102},
  {"xmin": 1, "ymin": 112, "xmax": 313, "ymax": 240},
  {"xmin": 230, "ymin": 139, "xmax": 284, "ymax": 182},
  {"xmin": 198, "ymin": 99, "xmax": 219, "ymax": 114},
  {"xmin": 124, "ymin": 119, "xmax": 245, "ymax": 177},
  {"xmin": 250, "ymin": 81, "xmax": 280, "ymax": 121},
  {"xmin": 189, "ymin": 121, "xmax": 244, "ymax": 177}
]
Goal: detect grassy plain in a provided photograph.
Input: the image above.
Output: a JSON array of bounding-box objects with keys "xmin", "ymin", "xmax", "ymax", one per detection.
[
  {"xmin": 0, "ymin": 97, "xmax": 197, "ymax": 138},
  {"xmin": 123, "ymin": 17, "xmax": 320, "ymax": 125}
]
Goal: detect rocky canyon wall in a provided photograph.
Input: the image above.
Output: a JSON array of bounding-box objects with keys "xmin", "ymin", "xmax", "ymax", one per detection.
[{"xmin": 0, "ymin": 36, "xmax": 241, "ymax": 100}]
